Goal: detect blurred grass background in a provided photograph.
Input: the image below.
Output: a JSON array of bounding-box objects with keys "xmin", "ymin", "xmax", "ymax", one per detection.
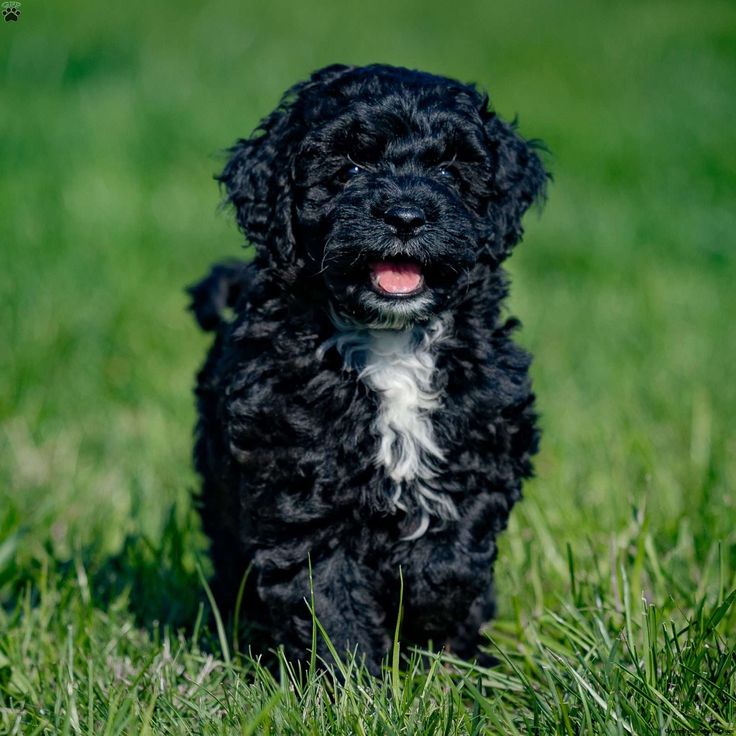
[{"xmin": 0, "ymin": 0, "xmax": 735, "ymax": 728}]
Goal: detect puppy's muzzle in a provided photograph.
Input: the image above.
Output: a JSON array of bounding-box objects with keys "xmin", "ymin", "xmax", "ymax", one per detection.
[{"xmin": 383, "ymin": 205, "xmax": 426, "ymax": 239}]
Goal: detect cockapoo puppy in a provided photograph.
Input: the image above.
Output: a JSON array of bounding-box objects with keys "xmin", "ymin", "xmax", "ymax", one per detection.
[{"xmin": 189, "ymin": 63, "xmax": 548, "ymax": 674}]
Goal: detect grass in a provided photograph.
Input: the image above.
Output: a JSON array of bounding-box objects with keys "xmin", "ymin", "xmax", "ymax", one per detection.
[{"xmin": 1, "ymin": 0, "xmax": 735, "ymax": 732}]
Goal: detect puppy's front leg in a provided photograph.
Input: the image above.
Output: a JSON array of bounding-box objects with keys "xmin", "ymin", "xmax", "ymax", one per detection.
[
  {"xmin": 256, "ymin": 547, "xmax": 391, "ymax": 675},
  {"xmin": 388, "ymin": 524, "xmax": 497, "ymax": 659}
]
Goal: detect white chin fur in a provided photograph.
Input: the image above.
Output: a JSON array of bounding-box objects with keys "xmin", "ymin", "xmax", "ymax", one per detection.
[{"xmin": 321, "ymin": 310, "xmax": 458, "ymax": 538}]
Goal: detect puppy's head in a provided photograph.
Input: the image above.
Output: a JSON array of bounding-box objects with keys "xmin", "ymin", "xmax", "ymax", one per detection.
[{"xmin": 220, "ymin": 64, "xmax": 547, "ymax": 327}]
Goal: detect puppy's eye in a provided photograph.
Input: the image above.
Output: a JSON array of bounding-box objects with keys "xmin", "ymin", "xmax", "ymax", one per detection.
[
  {"xmin": 436, "ymin": 166, "xmax": 458, "ymax": 183},
  {"xmin": 337, "ymin": 163, "xmax": 362, "ymax": 182},
  {"xmin": 435, "ymin": 156, "xmax": 459, "ymax": 182}
]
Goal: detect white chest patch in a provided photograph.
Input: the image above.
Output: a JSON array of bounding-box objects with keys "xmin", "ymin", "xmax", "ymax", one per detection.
[{"xmin": 320, "ymin": 316, "xmax": 458, "ymax": 539}]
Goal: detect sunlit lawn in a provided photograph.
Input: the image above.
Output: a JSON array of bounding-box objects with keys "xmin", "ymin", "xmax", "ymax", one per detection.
[{"xmin": 1, "ymin": 0, "xmax": 735, "ymax": 732}]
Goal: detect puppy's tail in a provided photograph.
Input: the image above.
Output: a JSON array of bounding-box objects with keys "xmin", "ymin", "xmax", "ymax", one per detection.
[{"xmin": 186, "ymin": 259, "xmax": 253, "ymax": 332}]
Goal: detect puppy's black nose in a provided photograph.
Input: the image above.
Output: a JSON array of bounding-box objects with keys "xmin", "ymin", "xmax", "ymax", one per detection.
[{"xmin": 383, "ymin": 205, "xmax": 426, "ymax": 236}]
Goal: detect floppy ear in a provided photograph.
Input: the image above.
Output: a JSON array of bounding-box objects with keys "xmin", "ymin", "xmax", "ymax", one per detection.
[
  {"xmin": 481, "ymin": 107, "xmax": 549, "ymax": 263},
  {"xmin": 218, "ymin": 65, "xmax": 355, "ymax": 271},
  {"xmin": 218, "ymin": 101, "xmax": 300, "ymax": 268}
]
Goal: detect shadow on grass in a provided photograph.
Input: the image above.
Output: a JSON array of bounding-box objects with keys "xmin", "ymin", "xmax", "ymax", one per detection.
[
  {"xmin": 89, "ymin": 504, "xmax": 208, "ymax": 632},
  {"xmin": 89, "ymin": 504, "xmax": 275, "ymax": 666},
  {"xmin": 0, "ymin": 499, "xmax": 276, "ymax": 667}
]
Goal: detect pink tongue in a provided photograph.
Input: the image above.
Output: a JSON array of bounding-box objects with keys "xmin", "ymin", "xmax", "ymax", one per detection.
[{"xmin": 370, "ymin": 261, "xmax": 423, "ymax": 294}]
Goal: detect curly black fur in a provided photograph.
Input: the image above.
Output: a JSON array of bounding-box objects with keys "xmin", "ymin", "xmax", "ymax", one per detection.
[{"xmin": 189, "ymin": 64, "xmax": 548, "ymax": 674}]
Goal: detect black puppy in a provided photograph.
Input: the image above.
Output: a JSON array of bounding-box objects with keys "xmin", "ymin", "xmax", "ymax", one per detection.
[{"xmin": 189, "ymin": 64, "xmax": 547, "ymax": 674}]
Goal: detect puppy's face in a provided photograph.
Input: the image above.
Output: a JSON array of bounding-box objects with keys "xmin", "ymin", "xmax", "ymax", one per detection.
[
  {"xmin": 295, "ymin": 81, "xmax": 493, "ymax": 327},
  {"xmin": 220, "ymin": 65, "xmax": 547, "ymax": 327}
]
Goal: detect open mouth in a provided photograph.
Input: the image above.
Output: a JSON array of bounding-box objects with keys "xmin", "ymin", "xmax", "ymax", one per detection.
[{"xmin": 368, "ymin": 259, "xmax": 425, "ymax": 297}]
